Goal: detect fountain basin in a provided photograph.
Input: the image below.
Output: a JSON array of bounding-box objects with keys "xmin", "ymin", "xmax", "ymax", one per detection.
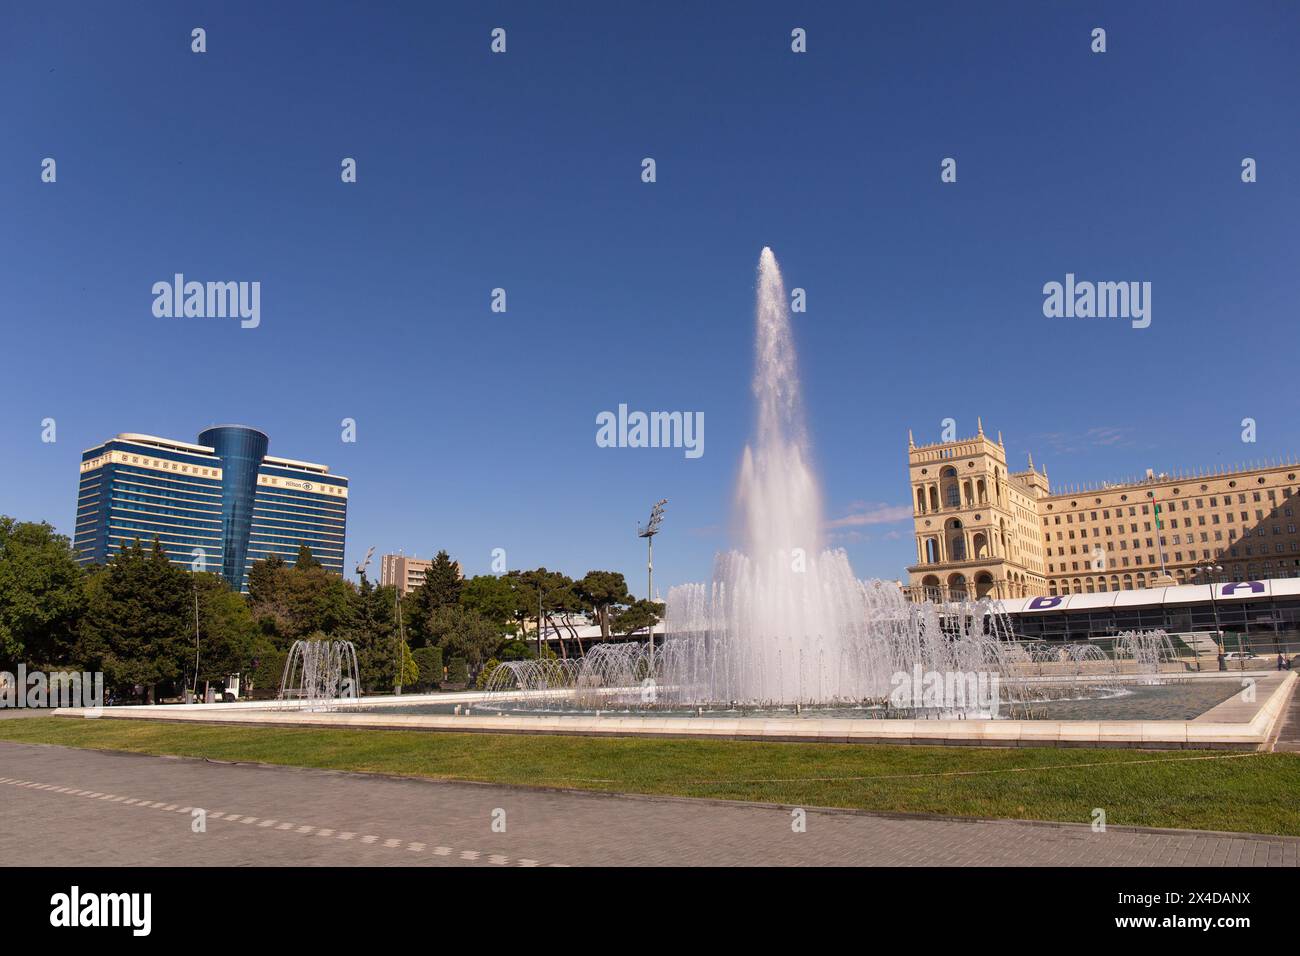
[{"xmin": 56, "ymin": 671, "xmax": 1295, "ymax": 752}]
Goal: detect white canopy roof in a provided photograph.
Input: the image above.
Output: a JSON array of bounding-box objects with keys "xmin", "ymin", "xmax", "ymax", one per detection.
[{"xmin": 995, "ymin": 578, "xmax": 1300, "ymax": 614}]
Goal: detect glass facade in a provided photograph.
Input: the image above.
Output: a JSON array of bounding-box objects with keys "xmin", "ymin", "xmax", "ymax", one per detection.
[
  {"xmin": 74, "ymin": 428, "xmax": 348, "ymax": 591},
  {"xmin": 197, "ymin": 426, "xmax": 270, "ymax": 591}
]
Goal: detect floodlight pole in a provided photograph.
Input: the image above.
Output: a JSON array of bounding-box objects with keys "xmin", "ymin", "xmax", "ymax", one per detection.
[
  {"xmin": 646, "ymin": 533, "xmax": 655, "ymax": 666},
  {"xmin": 638, "ymin": 499, "xmax": 667, "ymax": 671}
]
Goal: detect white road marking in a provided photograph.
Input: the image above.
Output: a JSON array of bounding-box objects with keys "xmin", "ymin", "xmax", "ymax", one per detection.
[{"xmin": 0, "ymin": 775, "xmax": 546, "ymax": 866}]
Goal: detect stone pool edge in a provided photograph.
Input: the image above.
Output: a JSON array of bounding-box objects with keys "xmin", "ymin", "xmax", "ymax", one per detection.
[{"xmin": 52, "ymin": 671, "xmax": 1296, "ymax": 751}]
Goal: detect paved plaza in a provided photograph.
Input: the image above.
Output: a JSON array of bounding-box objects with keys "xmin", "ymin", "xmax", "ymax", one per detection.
[{"xmin": 0, "ymin": 741, "xmax": 1295, "ymax": 867}]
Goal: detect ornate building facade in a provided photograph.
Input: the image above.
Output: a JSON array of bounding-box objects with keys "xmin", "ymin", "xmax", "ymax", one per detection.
[{"xmin": 906, "ymin": 421, "xmax": 1300, "ymax": 600}]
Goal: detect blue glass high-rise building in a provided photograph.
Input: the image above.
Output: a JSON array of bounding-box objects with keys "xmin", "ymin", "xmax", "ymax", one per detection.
[{"xmin": 74, "ymin": 426, "xmax": 348, "ymax": 591}]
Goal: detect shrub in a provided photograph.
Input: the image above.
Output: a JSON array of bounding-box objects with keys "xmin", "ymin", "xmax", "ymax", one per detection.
[
  {"xmin": 444, "ymin": 656, "xmax": 469, "ymax": 688},
  {"xmin": 475, "ymin": 657, "xmax": 501, "ymax": 689},
  {"xmin": 249, "ymin": 649, "xmax": 288, "ymax": 697},
  {"xmin": 410, "ymin": 645, "xmax": 443, "ymax": 690}
]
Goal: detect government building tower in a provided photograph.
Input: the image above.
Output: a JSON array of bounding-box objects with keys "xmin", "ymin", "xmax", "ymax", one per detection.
[
  {"xmin": 906, "ymin": 421, "xmax": 1300, "ymax": 601},
  {"xmin": 74, "ymin": 426, "xmax": 348, "ymax": 592}
]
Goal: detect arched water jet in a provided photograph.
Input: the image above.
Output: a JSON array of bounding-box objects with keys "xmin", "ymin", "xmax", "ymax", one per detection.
[{"xmin": 278, "ymin": 639, "xmax": 360, "ymax": 712}]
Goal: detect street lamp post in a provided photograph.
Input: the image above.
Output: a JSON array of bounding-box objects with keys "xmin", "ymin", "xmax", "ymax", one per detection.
[
  {"xmin": 637, "ymin": 499, "xmax": 667, "ymax": 670},
  {"xmin": 1193, "ymin": 564, "xmax": 1225, "ymax": 667},
  {"xmin": 393, "ymin": 585, "xmax": 406, "ymax": 694},
  {"xmin": 191, "ymin": 582, "xmax": 201, "ymax": 703}
]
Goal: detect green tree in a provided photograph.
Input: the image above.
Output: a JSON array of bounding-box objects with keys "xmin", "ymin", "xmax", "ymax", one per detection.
[
  {"xmin": 536, "ymin": 569, "xmax": 587, "ymax": 656},
  {"xmin": 191, "ymin": 572, "xmax": 258, "ymax": 687},
  {"xmin": 576, "ymin": 570, "xmax": 631, "ymax": 643},
  {"xmin": 247, "ymin": 554, "xmax": 286, "ymax": 607},
  {"xmin": 247, "ymin": 639, "xmax": 286, "ymax": 697},
  {"xmin": 0, "ymin": 516, "xmax": 85, "ymax": 668},
  {"xmin": 394, "ymin": 640, "xmax": 418, "ymax": 691},
  {"xmin": 496, "ymin": 639, "xmax": 534, "ymax": 661},
  {"xmin": 504, "ymin": 568, "xmax": 585, "ymax": 658},
  {"xmin": 76, "ymin": 539, "xmax": 192, "ymax": 702},
  {"xmin": 340, "ymin": 576, "xmax": 398, "ymax": 691},
  {"xmin": 502, "ymin": 570, "xmax": 541, "ymax": 648},
  {"xmin": 293, "ymin": 544, "xmax": 321, "ymax": 570},
  {"xmin": 445, "ymin": 656, "xmax": 469, "ymax": 686},
  {"xmin": 405, "ymin": 550, "xmax": 462, "ymax": 644},
  {"xmin": 410, "ymin": 645, "xmax": 443, "ymax": 690},
  {"xmin": 475, "ymin": 657, "xmax": 501, "ymax": 689},
  {"xmin": 459, "ymin": 574, "xmax": 517, "ymax": 632},
  {"xmin": 422, "ymin": 550, "xmax": 462, "ymax": 606},
  {"xmin": 611, "ymin": 599, "xmax": 665, "ymax": 637},
  {"xmin": 246, "ymin": 555, "xmax": 352, "ymax": 646},
  {"xmin": 427, "ymin": 604, "xmax": 499, "ymax": 670}
]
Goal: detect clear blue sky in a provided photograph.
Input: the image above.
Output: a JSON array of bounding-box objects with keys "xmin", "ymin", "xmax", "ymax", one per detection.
[{"xmin": 2, "ymin": 1, "xmax": 1297, "ymax": 596}]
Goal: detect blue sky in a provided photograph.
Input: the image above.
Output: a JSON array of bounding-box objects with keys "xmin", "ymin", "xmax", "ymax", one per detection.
[{"xmin": 2, "ymin": 1, "xmax": 1297, "ymax": 596}]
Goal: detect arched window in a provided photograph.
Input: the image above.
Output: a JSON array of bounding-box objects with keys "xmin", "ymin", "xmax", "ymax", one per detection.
[
  {"xmin": 941, "ymin": 466, "xmax": 960, "ymax": 507},
  {"xmin": 944, "ymin": 518, "xmax": 965, "ymax": 561}
]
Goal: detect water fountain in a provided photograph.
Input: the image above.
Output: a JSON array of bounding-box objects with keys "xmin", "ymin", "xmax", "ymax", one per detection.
[
  {"xmin": 200, "ymin": 249, "xmax": 1262, "ymax": 745},
  {"xmin": 277, "ymin": 639, "xmax": 360, "ymax": 711},
  {"xmin": 470, "ymin": 249, "xmax": 1193, "ymax": 723},
  {"xmin": 474, "ymin": 249, "xmax": 1026, "ymax": 718},
  {"xmin": 1114, "ymin": 629, "xmax": 1177, "ymax": 682},
  {"xmin": 655, "ymin": 248, "xmax": 1022, "ymax": 711}
]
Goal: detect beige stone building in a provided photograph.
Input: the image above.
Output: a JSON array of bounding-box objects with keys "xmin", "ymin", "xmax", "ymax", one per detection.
[
  {"xmin": 906, "ymin": 421, "xmax": 1300, "ymax": 601},
  {"xmin": 379, "ymin": 554, "xmax": 462, "ymax": 596}
]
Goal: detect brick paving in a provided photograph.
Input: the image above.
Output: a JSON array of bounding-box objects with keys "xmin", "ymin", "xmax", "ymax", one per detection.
[{"xmin": 0, "ymin": 742, "xmax": 1294, "ymax": 866}]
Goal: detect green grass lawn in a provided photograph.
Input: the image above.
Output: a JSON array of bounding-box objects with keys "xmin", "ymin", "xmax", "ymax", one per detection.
[{"xmin": 3, "ymin": 716, "xmax": 1298, "ymax": 835}]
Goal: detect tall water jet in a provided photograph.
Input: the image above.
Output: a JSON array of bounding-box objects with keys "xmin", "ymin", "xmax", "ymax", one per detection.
[
  {"xmin": 663, "ymin": 249, "xmax": 888, "ymax": 704},
  {"xmin": 740, "ymin": 246, "xmax": 823, "ymax": 563}
]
